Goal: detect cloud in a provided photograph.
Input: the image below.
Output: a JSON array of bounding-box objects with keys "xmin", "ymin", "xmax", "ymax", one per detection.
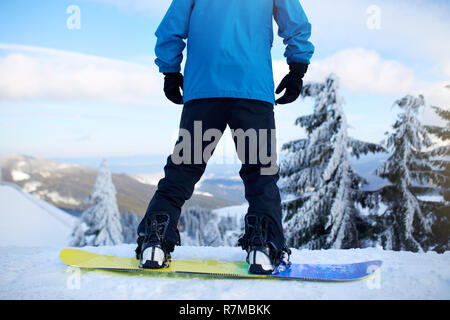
[
  {"xmin": 300, "ymin": 0, "xmax": 450, "ymax": 70},
  {"xmin": 418, "ymin": 82, "xmax": 450, "ymax": 126},
  {"xmin": 443, "ymin": 61, "xmax": 450, "ymax": 79},
  {"xmin": 309, "ymin": 49, "xmax": 416, "ymax": 94},
  {"xmin": 273, "ymin": 48, "xmax": 449, "ymax": 127},
  {"xmin": 274, "ymin": 48, "xmax": 415, "ymax": 95},
  {"xmin": 0, "ymin": 44, "xmax": 160, "ymax": 104}
]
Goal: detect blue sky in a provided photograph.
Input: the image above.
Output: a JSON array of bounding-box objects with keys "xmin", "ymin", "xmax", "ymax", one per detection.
[{"xmin": 0, "ymin": 0, "xmax": 449, "ymax": 165}]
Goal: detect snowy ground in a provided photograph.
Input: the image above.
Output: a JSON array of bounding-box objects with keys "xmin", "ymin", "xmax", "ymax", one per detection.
[
  {"xmin": 1, "ymin": 182, "xmax": 449, "ymax": 300},
  {"xmin": 0, "ymin": 183, "xmax": 76, "ymax": 246},
  {"xmin": 0, "ymin": 244, "xmax": 449, "ymax": 300}
]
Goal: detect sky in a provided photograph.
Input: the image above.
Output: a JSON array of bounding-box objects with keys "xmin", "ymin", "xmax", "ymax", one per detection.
[{"xmin": 0, "ymin": 0, "xmax": 449, "ymax": 165}]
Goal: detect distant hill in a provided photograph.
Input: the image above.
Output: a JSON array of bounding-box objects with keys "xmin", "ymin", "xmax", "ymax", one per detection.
[
  {"xmin": 0, "ymin": 153, "xmax": 389, "ymax": 217},
  {"xmin": 197, "ymin": 178, "xmax": 246, "ymax": 204},
  {"xmin": 1, "ymin": 155, "xmax": 237, "ymax": 216}
]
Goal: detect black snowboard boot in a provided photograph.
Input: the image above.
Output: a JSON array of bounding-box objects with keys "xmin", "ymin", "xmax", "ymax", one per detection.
[
  {"xmin": 238, "ymin": 215, "xmax": 291, "ymax": 275},
  {"xmin": 136, "ymin": 213, "xmax": 174, "ymax": 269}
]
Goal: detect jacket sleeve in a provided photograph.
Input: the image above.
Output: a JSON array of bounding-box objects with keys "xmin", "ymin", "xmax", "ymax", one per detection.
[
  {"xmin": 274, "ymin": 0, "xmax": 315, "ymax": 65},
  {"xmin": 154, "ymin": 0, "xmax": 195, "ymax": 73}
]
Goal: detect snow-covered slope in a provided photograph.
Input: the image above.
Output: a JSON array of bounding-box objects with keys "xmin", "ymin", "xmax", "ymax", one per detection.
[
  {"xmin": 0, "ymin": 183, "xmax": 77, "ymax": 247},
  {"xmin": 0, "ymin": 184, "xmax": 448, "ymax": 300},
  {"xmin": 0, "ymin": 244, "xmax": 448, "ymax": 299}
]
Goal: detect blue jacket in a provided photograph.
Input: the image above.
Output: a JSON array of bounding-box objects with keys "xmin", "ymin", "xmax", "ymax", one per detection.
[{"xmin": 155, "ymin": 0, "xmax": 314, "ymax": 104}]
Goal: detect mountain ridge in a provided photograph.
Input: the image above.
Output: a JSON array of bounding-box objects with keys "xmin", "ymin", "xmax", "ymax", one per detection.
[{"xmin": 1, "ymin": 154, "xmax": 237, "ymax": 215}]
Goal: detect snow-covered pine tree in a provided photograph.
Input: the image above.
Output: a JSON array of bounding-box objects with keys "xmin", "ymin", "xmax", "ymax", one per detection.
[
  {"xmin": 375, "ymin": 95, "xmax": 442, "ymax": 252},
  {"xmin": 70, "ymin": 160, "xmax": 123, "ymax": 246},
  {"xmin": 70, "ymin": 220, "xmax": 87, "ymax": 247},
  {"xmin": 121, "ymin": 211, "xmax": 140, "ymax": 244},
  {"xmin": 422, "ymin": 105, "xmax": 449, "ymax": 252},
  {"xmin": 218, "ymin": 215, "xmax": 243, "ymax": 247},
  {"xmin": 424, "ymin": 105, "xmax": 450, "ymax": 200},
  {"xmin": 280, "ymin": 74, "xmax": 384, "ymax": 249},
  {"xmin": 179, "ymin": 207, "xmax": 222, "ymax": 246}
]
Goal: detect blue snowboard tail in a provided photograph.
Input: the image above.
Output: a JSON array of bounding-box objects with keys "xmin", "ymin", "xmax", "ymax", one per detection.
[{"xmin": 273, "ymin": 260, "xmax": 383, "ymax": 281}]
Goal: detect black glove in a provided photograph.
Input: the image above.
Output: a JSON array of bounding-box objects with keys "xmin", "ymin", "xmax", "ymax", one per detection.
[
  {"xmin": 275, "ymin": 62, "xmax": 308, "ymax": 105},
  {"xmin": 163, "ymin": 72, "xmax": 184, "ymax": 105}
]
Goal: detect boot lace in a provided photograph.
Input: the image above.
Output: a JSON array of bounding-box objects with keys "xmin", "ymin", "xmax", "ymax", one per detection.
[
  {"xmin": 145, "ymin": 214, "xmax": 170, "ymax": 246},
  {"xmin": 247, "ymin": 216, "xmax": 268, "ymax": 248}
]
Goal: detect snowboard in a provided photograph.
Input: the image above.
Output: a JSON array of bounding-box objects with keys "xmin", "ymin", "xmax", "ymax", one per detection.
[{"xmin": 60, "ymin": 248, "xmax": 382, "ymax": 282}]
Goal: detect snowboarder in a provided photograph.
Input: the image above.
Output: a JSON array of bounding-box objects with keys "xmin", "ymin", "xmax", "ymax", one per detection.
[{"xmin": 136, "ymin": 0, "xmax": 314, "ymax": 274}]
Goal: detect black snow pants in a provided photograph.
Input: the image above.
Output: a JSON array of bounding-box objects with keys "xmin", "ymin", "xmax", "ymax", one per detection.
[{"xmin": 137, "ymin": 98, "xmax": 285, "ymax": 252}]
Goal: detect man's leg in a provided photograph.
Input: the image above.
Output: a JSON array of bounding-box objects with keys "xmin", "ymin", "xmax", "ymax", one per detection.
[
  {"xmin": 227, "ymin": 99, "xmax": 285, "ymax": 252},
  {"xmin": 137, "ymin": 98, "xmax": 228, "ymax": 255}
]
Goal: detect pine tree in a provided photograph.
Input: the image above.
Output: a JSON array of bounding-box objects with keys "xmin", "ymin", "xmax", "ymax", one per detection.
[
  {"xmin": 280, "ymin": 74, "xmax": 384, "ymax": 249},
  {"xmin": 179, "ymin": 207, "xmax": 222, "ymax": 246},
  {"xmin": 121, "ymin": 211, "xmax": 140, "ymax": 244},
  {"xmin": 70, "ymin": 220, "xmax": 87, "ymax": 247},
  {"xmin": 218, "ymin": 215, "xmax": 243, "ymax": 247},
  {"xmin": 423, "ymin": 105, "xmax": 449, "ymax": 252},
  {"xmin": 71, "ymin": 160, "xmax": 123, "ymax": 246},
  {"xmin": 375, "ymin": 95, "xmax": 443, "ymax": 252},
  {"xmin": 424, "ymin": 106, "xmax": 450, "ymax": 200}
]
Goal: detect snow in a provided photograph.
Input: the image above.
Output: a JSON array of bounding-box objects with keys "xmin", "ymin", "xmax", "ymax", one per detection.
[
  {"xmin": 418, "ymin": 195, "xmax": 445, "ymax": 202},
  {"xmin": 39, "ymin": 171, "xmax": 51, "ymax": 178},
  {"xmin": 0, "ymin": 183, "xmax": 77, "ymax": 247},
  {"xmin": 0, "ymin": 244, "xmax": 448, "ymax": 300},
  {"xmin": 22, "ymin": 181, "xmax": 42, "ymax": 193},
  {"xmin": 11, "ymin": 169, "xmax": 30, "ymax": 181},
  {"xmin": 134, "ymin": 172, "xmax": 164, "ymax": 186},
  {"xmin": 213, "ymin": 203, "xmax": 248, "ymax": 220},
  {"xmin": 0, "ymin": 182, "xmax": 448, "ymax": 300},
  {"xmin": 44, "ymin": 190, "xmax": 81, "ymax": 206},
  {"xmin": 135, "ymin": 173, "xmax": 213, "ymax": 197},
  {"xmin": 193, "ymin": 191, "xmax": 214, "ymax": 197}
]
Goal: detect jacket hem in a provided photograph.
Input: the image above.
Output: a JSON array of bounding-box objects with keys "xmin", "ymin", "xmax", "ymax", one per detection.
[
  {"xmin": 158, "ymin": 65, "xmax": 181, "ymax": 73},
  {"xmin": 183, "ymin": 91, "xmax": 275, "ymax": 105}
]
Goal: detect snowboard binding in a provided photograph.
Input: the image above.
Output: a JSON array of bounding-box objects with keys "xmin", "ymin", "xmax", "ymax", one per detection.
[
  {"xmin": 137, "ymin": 213, "xmax": 174, "ymax": 269},
  {"xmin": 239, "ymin": 215, "xmax": 291, "ymax": 275}
]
